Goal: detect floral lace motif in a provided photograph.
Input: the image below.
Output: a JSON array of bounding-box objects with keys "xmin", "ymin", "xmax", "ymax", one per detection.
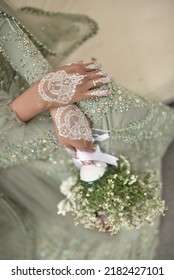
[
  {"xmin": 55, "ymin": 105, "xmax": 92, "ymax": 141},
  {"xmin": 38, "ymin": 70, "xmax": 85, "ymax": 104}
]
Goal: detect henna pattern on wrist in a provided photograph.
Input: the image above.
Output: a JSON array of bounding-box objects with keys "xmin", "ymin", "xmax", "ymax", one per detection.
[{"xmin": 55, "ymin": 105, "xmax": 92, "ymax": 141}]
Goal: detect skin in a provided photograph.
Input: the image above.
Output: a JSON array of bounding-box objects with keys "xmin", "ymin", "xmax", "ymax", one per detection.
[
  {"xmin": 9, "ymin": 62, "xmax": 111, "ymax": 152},
  {"xmin": 50, "ymin": 105, "xmax": 95, "ymax": 153}
]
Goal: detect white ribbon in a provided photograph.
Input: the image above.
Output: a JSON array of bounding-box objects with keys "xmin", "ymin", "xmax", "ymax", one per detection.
[
  {"xmin": 74, "ymin": 133, "xmax": 119, "ymax": 167},
  {"xmin": 93, "ymin": 133, "xmax": 110, "ymax": 142}
]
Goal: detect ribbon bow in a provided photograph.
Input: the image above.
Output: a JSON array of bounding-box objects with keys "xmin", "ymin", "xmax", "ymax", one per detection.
[{"xmin": 74, "ymin": 133, "xmax": 119, "ymax": 168}]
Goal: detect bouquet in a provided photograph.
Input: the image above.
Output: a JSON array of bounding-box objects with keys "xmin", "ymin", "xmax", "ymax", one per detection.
[{"xmin": 57, "ymin": 135, "xmax": 166, "ymax": 235}]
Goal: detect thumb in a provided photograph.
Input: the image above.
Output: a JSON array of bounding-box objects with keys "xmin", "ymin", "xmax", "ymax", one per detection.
[{"xmin": 70, "ymin": 140, "xmax": 96, "ymax": 153}]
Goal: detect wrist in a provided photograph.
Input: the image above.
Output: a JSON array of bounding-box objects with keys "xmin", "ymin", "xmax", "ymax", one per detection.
[
  {"xmin": 9, "ymin": 82, "xmax": 51, "ymax": 122},
  {"xmin": 33, "ymin": 81, "xmax": 51, "ymax": 111},
  {"xmin": 49, "ymin": 107, "xmax": 58, "ymax": 119}
]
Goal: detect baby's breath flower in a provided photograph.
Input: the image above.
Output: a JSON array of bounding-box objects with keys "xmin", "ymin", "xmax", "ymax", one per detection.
[
  {"xmin": 57, "ymin": 156, "xmax": 166, "ymax": 234},
  {"xmin": 60, "ymin": 176, "xmax": 77, "ymax": 197},
  {"xmin": 57, "ymin": 199, "xmax": 72, "ymax": 216}
]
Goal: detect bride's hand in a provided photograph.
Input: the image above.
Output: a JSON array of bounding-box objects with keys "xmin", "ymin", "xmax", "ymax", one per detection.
[
  {"xmin": 50, "ymin": 104, "xmax": 95, "ymax": 153},
  {"xmin": 37, "ymin": 61, "xmax": 112, "ymax": 108},
  {"xmin": 10, "ymin": 62, "xmax": 112, "ymax": 122}
]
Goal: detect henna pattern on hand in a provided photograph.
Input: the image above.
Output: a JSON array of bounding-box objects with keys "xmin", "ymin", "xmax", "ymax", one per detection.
[{"xmin": 38, "ymin": 70, "xmax": 85, "ymax": 104}]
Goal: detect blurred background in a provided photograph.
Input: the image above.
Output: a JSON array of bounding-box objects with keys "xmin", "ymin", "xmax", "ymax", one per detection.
[
  {"xmin": 14, "ymin": 0, "xmax": 174, "ymax": 103},
  {"xmin": 13, "ymin": 0, "xmax": 174, "ymax": 259}
]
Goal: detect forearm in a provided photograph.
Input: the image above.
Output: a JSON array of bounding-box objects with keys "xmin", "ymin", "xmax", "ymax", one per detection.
[
  {"xmin": 9, "ymin": 64, "xmax": 111, "ymax": 121},
  {"xmin": 1, "ymin": 13, "xmax": 52, "ymax": 121},
  {"xmin": 9, "ymin": 80, "xmax": 51, "ymax": 122},
  {"xmin": 1, "ymin": 14, "xmax": 110, "ymax": 123}
]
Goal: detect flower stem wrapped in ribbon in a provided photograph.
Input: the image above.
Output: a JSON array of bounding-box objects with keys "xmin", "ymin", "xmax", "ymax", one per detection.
[{"xmin": 57, "ymin": 134, "xmax": 166, "ymax": 235}]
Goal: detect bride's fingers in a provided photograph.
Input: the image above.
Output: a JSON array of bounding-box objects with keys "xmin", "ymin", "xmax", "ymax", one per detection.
[
  {"xmin": 69, "ymin": 139, "xmax": 96, "ymax": 152},
  {"xmin": 57, "ymin": 134, "xmax": 95, "ymax": 153},
  {"xmin": 86, "ymin": 71, "xmax": 108, "ymax": 82},
  {"xmin": 54, "ymin": 62, "xmax": 104, "ymax": 79},
  {"xmin": 60, "ymin": 63, "xmax": 99, "ymax": 76},
  {"xmin": 83, "ymin": 62, "xmax": 102, "ymax": 71},
  {"xmin": 84, "ymin": 89, "xmax": 113, "ymax": 98},
  {"xmin": 85, "ymin": 76, "xmax": 112, "ymax": 91}
]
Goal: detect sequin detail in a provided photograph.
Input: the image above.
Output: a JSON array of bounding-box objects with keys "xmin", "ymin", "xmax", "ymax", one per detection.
[
  {"xmin": 78, "ymin": 82, "xmax": 149, "ymax": 122},
  {"xmin": 0, "ymin": 13, "xmax": 51, "ymax": 86}
]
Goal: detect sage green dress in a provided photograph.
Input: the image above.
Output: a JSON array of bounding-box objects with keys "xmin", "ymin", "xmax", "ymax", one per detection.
[{"xmin": 0, "ymin": 1, "xmax": 174, "ymax": 260}]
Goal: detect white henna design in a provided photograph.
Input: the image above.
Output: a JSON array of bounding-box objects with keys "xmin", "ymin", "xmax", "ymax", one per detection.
[
  {"xmin": 38, "ymin": 70, "xmax": 85, "ymax": 104},
  {"xmin": 55, "ymin": 105, "xmax": 92, "ymax": 141}
]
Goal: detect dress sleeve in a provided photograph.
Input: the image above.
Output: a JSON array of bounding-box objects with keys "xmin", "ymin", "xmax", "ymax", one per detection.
[{"xmin": 0, "ymin": 12, "xmax": 51, "ymax": 86}]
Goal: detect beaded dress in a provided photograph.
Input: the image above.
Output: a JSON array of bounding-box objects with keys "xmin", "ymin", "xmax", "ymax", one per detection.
[{"xmin": 0, "ymin": 0, "xmax": 174, "ymax": 260}]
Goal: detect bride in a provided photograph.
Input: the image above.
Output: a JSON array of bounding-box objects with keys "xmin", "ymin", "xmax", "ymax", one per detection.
[{"xmin": 0, "ymin": 0, "xmax": 173, "ymax": 259}]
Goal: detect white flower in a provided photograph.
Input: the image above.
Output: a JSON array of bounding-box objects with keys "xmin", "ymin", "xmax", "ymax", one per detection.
[
  {"xmin": 128, "ymin": 175, "xmax": 137, "ymax": 185},
  {"xmin": 80, "ymin": 162, "xmax": 107, "ymax": 182},
  {"xmin": 57, "ymin": 156, "xmax": 165, "ymax": 235},
  {"xmin": 60, "ymin": 176, "xmax": 77, "ymax": 197},
  {"xmin": 57, "ymin": 199, "xmax": 72, "ymax": 216}
]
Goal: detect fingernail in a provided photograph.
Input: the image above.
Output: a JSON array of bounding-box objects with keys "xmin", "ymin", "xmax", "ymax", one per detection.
[
  {"xmin": 96, "ymin": 77, "xmax": 111, "ymax": 84},
  {"xmin": 97, "ymin": 70, "xmax": 108, "ymax": 76},
  {"xmin": 86, "ymin": 90, "xmax": 112, "ymax": 97},
  {"xmin": 86, "ymin": 63, "xmax": 101, "ymax": 70}
]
